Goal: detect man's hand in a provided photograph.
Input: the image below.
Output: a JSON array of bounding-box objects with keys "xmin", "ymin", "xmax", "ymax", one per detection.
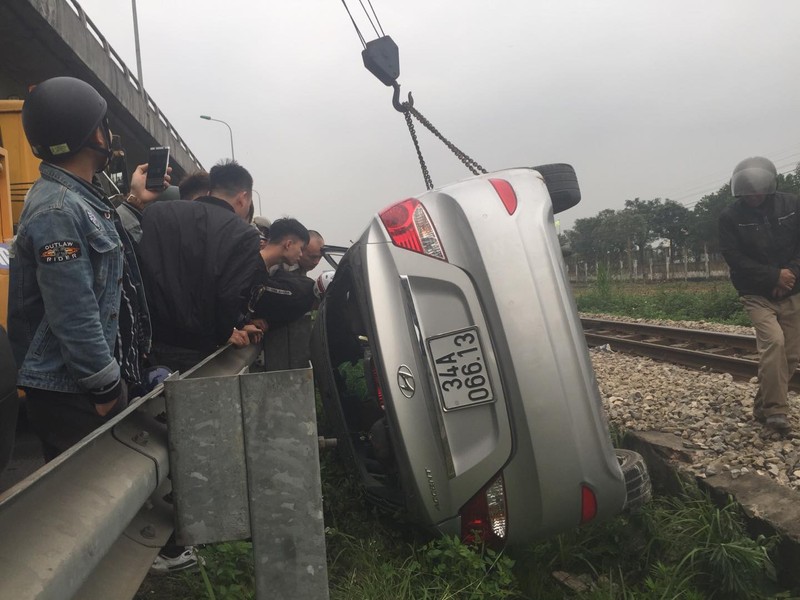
[
  {"xmin": 778, "ymin": 268, "xmax": 796, "ymax": 292},
  {"xmin": 129, "ymin": 163, "xmax": 172, "ymax": 205},
  {"xmin": 228, "ymin": 328, "xmax": 250, "ymax": 347},
  {"xmin": 251, "ymin": 318, "xmax": 268, "ymax": 333},
  {"xmin": 94, "ymin": 397, "xmax": 118, "ymax": 417},
  {"xmin": 242, "ymin": 323, "xmax": 264, "ymax": 344}
]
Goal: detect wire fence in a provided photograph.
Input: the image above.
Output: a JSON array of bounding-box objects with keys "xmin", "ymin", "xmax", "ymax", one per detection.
[{"xmin": 566, "ymin": 254, "xmax": 730, "ymax": 283}]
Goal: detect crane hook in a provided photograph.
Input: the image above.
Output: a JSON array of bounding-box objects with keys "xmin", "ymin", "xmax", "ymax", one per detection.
[{"xmin": 392, "ymin": 81, "xmax": 414, "ymax": 113}]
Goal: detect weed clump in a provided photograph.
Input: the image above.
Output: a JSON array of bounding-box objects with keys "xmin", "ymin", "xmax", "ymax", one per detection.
[{"xmin": 517, "ymin": 481, "xmax": 778, "ymax": 599}]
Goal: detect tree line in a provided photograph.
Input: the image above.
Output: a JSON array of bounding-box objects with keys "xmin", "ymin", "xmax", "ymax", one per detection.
[{"xmin": 561, "ymin": 166, "xmax": 800, "ymax": 268}]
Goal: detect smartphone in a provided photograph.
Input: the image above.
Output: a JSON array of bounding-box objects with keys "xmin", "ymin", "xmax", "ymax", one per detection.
[{"xmin": 145, "ymin": 146, "xmax": 170, "ymax": 191}]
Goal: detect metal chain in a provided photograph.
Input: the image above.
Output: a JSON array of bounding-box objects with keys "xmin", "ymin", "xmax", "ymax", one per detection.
[
  {"xmin": 403, "ymin": 108, "xmax": 434, "ymax": 190},
  {"xmin": 406, "ymin": 104, "xmax": 487, "ymax": 176}
]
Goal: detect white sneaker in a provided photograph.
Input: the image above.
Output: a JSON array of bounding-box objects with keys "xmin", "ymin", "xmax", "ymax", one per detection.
[{"xmin": 150, "ymin": 547, "xmax": 201, "ymax": 574}]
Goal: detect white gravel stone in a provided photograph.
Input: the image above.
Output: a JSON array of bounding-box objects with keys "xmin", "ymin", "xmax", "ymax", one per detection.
[{"xmin": 588, "ymin": 314, "xmax": 799, "ymax": 492}]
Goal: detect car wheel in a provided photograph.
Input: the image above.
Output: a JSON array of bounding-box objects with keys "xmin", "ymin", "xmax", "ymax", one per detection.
[
  {"xmin": 616, "ymin": 449, "xmax": 652, "ymax": 510},
  {"xmin": 531, "ymin": 163, "xmax": 581, "ymax": 214}
]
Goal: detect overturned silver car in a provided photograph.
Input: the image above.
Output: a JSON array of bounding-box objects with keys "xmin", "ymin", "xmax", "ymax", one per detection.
[{"xmin": 311, "ymin": 165, "xmax": 650, "ymax": 547}]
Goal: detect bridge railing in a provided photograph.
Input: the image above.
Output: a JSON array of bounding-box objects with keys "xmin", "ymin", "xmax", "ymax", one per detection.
[
  {"xmin": 10, "ymin": 0, "xmax": 203, "ymax": 174},
  {"xmin": 63, "ymin": 0, "xmax": 203, "ymax": 171}
]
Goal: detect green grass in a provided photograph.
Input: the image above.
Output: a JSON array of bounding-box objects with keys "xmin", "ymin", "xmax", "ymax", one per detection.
[
  {"xmin": 515, "ymin": 479, "xmax": 781, "ymax": 599},
  {"xmin": 137, "ymin": 449, "xmax": 789, "ymax": 600},
  {"xmin": 137, "ymin": 286, "xmax": 794, "ymax": 599},
  {"xmin": 573, "ymin": 274, "xmax": 750, "ymax": 326}
]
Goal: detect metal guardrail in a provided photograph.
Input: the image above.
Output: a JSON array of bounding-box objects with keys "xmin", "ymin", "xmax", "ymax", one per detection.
[
  {"xmin": 0, "ymin": 383, "xmax": 174, "ymax": 600},
  {"xmin": 0, "ymin": 332, "xmax": 328, "ymax": 600}
]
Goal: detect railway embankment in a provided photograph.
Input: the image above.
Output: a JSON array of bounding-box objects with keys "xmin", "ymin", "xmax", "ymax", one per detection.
[{"xmin": 589, "ymin": 329, "xmax": 800, "ymax": 586}]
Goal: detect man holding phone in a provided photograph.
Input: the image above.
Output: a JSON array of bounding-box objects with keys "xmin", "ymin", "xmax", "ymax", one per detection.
[
  {"xmin": 8, "ymin": 77, "xmax": 169, "ymax": 460},
  {"xmin": 138, "ymin": 159, "xmax": 263, "ymax": 372}
]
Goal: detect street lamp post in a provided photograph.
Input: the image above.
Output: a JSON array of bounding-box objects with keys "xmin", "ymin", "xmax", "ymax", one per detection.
[
  {"xmin": 199, "ymin": 115, "xmax": 235, "ymax": 160},
  {"xmin": 131, "ymin": 0, "xmax": 144, "ymax": 92},
  {"xmin": 252, "ymin": 189, "xmax": 263, "ymax": 216}
]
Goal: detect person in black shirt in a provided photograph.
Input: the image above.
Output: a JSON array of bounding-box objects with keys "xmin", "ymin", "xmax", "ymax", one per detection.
[
  {"xmin": 138, "ymin": 160, "xmax": 262, "ymax": 372},
  {"xmin": 246, "ymin": 218, "xmax": 312, "ymax": 330}
]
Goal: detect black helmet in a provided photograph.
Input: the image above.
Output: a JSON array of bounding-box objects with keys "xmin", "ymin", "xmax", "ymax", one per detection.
[
  {"xmin": 22, "ymin": 77, "xmax": 109, "ymax": 162},
  {"xmin": 730, "ymin": 156, "xmax": 777, "ymax": 197}
]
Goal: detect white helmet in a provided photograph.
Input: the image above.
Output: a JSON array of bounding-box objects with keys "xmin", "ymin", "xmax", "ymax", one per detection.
[{"xmin": 314, "ymin": 270, "xmax": 336, "ymax": 299}]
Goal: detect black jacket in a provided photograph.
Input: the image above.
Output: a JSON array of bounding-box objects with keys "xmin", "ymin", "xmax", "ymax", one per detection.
[
  {"xmin": 719, "ymin": 192, "xmax": 800, "ymax": 297},
  {"xmin": 246, "ymin": 267, "xmax": 315, "ymax": 326},
  {"xmin": 138, "ymin": 197, "xmax": 261, "ymax": 352}
]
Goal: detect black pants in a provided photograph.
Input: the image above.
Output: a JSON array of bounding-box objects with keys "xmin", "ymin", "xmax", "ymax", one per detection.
[
  {"xmin": 25, "ymin": 385, "xmax": 128, "ymax": 462},
  {"xmin": 150, "ymin": 340, "xmax": 207, "ymax": 374}
]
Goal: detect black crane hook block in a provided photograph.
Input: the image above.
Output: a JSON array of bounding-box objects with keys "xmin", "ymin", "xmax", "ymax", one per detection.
[{"xmin": 362, "ymin": 36, "xmax": 400, "ymax": 86}]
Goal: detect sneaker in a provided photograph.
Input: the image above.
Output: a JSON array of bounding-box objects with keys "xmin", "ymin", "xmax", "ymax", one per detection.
[
  {"xmin": 150, "ymin": 547, "xmax": 201, "ymax": 574},
  {"xmin": 764, "ymin": 414, "xmax": 791, "ymax": 434}
]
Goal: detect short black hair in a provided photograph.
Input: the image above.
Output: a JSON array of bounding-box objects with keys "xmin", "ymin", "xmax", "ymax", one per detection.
[
  {"xmin": 209, "ymin": 160, "xmax": 252, "ymax": 196},
  {"xmin": 268, "ymin": 217, "xmax": 310, "ymax": 246},
  {"xmin": 179, "ymin": 170, "xmax": 209, "ymax": 200}
]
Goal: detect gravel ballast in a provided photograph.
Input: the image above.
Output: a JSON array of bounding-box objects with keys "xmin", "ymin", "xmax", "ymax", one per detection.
[{"xmin": 585, "ymin": 314, "xmax": 800, "ymax": 490}]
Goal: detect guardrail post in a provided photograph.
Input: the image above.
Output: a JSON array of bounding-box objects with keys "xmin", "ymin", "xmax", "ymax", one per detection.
[
  {"xmin": 165, "ymin": 337, "xmax": 329, "ymax": 599},
  {"xmin": 263, "ymin": 316, "xmax": 313, "ymax": 371},
  {"xmin": 241, "ymin": 368, "xmax": 328, "ymax": 599}
]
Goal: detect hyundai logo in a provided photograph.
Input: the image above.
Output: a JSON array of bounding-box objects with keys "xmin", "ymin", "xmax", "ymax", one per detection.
[{"xmin": 397, "ymin": 365, "xmax": 415, "ymax": 398}]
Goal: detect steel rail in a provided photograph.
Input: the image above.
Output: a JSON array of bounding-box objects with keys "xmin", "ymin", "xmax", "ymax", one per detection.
[
  {"xmin": 581, "ymin": 318, "xmax": 800, "ymax": 391},
  {"xmin": 581, "ymin": 318, "xmax": 758, "ymax": 355}
]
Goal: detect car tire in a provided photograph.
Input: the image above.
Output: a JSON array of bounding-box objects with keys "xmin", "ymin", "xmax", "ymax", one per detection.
[
  {"xmin": 532, "ymin": 163, "xmax": 581, "ymax": 214},
  {"xmin": 616, "ymin": 449, "xmax": 652, "ymax": 510}
]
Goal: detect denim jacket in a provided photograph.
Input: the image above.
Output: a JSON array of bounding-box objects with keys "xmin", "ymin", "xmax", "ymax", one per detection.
[{"xmin": 8, "ymin": 163, "xmax": 151, "ymax": 398}]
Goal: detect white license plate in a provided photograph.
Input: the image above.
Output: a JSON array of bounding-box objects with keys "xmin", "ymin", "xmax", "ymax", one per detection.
[{"xmin": 428, "ymin": 327, "xmax": 495, "ymax": 411}]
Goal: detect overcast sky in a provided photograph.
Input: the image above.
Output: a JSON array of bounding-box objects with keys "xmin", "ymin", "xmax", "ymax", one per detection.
[{"xmin": 78, "ymin": 0, "xmax": 800, "ymax": 245}]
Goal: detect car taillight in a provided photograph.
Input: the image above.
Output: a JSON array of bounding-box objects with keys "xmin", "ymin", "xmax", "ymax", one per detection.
[
  {"xmin": 459, "ymin": 473, "xmax": 507, "ymax": 548},
  {"xmin": 370, "ymin": 363, "xmax": 385, "ymax": 409},
  {"xmin": 379, "ymin": 198, "xmax": 446, "ymax": 260},
  {"xmin": 580, "ymin": 484, "xmax": 597, "ymax": 524},
  {"xmin": 489, "ymin": 178, "xmax": 517, "ymax": 215}
]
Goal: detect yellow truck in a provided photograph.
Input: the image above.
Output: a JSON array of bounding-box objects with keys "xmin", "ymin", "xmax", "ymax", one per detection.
[{"xmin": 0, "ymin": 100, "xmax": 41, "ymax": 330}]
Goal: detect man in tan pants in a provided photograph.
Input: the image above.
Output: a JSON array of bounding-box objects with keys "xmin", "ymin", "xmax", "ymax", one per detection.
[{"xmin": 719, "ymin": 156, "xmax": 800, "ymax": 434}]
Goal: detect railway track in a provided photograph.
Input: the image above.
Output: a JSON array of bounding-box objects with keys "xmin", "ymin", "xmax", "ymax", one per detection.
[{"xmin": 580, "ymin": 317, "xmax": 800, "ymax": 391}]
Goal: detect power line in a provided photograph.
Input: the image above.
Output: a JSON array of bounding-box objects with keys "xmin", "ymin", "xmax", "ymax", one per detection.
[
  {"xmin": 672, "ymin": 162, "xmax": 798, "ymax": 208},
  {"xmin": 679, "ymin": 165, "xmax": 797, "ymax": 210},
  {"xmin": 662, "ymin": 143, "xmax": 800, "ymax": 202}
]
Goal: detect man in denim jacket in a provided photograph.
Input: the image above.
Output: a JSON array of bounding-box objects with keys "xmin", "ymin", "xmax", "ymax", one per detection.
[{"xmin": 8, "ymin": 77, "xmax": 167, "ymax": 460}]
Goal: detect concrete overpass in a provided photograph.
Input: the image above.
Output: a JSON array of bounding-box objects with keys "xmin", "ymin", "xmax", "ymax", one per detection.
[{"xmin": 0, "ymin": 0, "xmax": 202, "ymax": 179}]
